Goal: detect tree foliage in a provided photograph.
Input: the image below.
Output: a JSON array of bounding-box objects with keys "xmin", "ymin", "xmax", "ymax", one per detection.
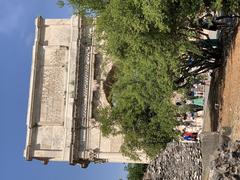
[
  {"xmin": 60, "ymin": 0, "xmax": 239, "ymax": 159},
  {"xmin": 125, "ymin": 164, "xmax": 147, "ymax": 180}
]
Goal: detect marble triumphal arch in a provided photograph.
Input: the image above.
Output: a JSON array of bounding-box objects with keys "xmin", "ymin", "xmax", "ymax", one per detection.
[{"xmin": 24, "ymin": 16, "xmax": 148, "ymax": 168}]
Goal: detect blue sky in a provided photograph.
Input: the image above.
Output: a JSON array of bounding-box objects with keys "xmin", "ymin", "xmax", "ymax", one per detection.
[{"xmin": 0, "ymin": 0, "xmax": 127, "ymax": 179}]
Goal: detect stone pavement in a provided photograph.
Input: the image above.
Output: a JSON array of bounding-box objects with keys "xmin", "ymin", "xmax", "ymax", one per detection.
[{"xmin": 200, "ymin": 132, "xmax": 220, "ymax": 180}]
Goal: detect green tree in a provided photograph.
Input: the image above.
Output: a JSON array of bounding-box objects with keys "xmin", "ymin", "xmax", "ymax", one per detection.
[
  {"xmin": 61, "ymin": 0, "xmax": 238, "ymax": 159},
  {"xmin": 125, "ymin": 164, "xmax": 147, "ymax": 180},
  {"xmin": 97, "ymin": 55, "xmax": 179, "ymax": 158}
]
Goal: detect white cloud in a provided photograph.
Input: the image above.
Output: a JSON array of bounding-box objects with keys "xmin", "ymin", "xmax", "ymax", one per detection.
[{"xmin": 0, "ymin": 1, "xmax": 24, "ymax": 35}]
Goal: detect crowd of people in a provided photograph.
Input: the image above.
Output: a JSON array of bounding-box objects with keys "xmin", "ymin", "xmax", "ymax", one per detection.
[{"xmin": 173, "ymin": 74, "xmax": 210, "ymax": 142}]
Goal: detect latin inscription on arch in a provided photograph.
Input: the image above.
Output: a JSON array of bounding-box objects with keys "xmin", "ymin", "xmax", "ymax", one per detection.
[{"xmin": 40, "ymin": 46, "xmax": 68, "ymax": 124}]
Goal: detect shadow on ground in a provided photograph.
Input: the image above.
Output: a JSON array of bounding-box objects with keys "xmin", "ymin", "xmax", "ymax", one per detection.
[{"xmin": 208, "ymin": 21, "xmax": 240, "ymax": 132}]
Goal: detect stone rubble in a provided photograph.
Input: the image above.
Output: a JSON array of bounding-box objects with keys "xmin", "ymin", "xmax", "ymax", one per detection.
[
  {"xmin": 209, "ymin": 141, "xmax": 240, "ymax": 180},
  {"xmin": 144, "ymin": 141, "xmax": 202, "ymax": 180}
]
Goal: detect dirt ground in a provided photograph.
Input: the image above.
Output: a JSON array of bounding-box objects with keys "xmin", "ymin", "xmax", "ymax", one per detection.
[
  {"xmin": 219, "ymin": 24, "xmax": 240, "ymax": 141},
  {"xmin": 201, "ymin": 21, "xmax": 240, "ymax": 180}
]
